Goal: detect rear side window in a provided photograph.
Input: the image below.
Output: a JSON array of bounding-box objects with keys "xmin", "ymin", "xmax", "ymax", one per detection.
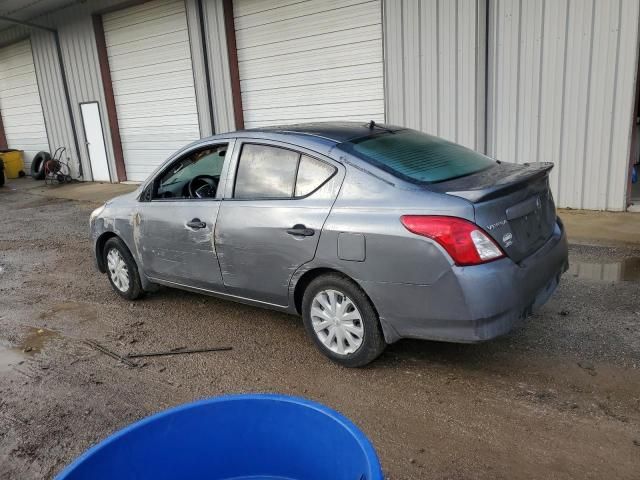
[
  {"xmin": 338, "ymin": 129, "xmax": 495, "ymax": 183},
  {"xmin": 234, "ymin": 144, "xmax": 335, "ymax": 199},
  {"xmin": 295, "ymin": 155, "xmax": 335, "ymax": 196},
  {"xmin": 234, "ymin": 144, "xmax": 299, "ymax": 198}
]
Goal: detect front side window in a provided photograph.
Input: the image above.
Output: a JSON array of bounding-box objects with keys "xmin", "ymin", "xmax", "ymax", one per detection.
[
  {"xmin": 234, "ymin": 144, "xmax": 335, "ymax": 199},
  {"xmin": 153, "ymin": 144, "xmax": 227, "ymax": 200}
]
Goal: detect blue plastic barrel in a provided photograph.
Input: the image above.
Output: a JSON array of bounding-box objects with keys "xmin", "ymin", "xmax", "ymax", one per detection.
[{"xmin": 56, "ymin": 394, "xmax": 383, "ymax": 480}]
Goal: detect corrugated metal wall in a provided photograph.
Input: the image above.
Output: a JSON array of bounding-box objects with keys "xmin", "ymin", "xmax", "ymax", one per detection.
[
  {"xmin": 57, "ymin": 9, "xmax": 117, "ymax": 181},
  {"xmin": 202, "ymin": 0, "xmax": 236, "ymax": 133},
  {"xmin": 186, "ymin": 0, "xmax": 214, "ymax": 137},
  {"xmin": 384, "ymin": 0, "xmax": 486, "ymax": 151},
  {"xmin": 0, "ymin": 3, "xmax": 123, "ymax": 180},
  {"xmin": 30, "ymin": 31, "xmax": 78, "ymax": 175},
  {"xmin": 0, "ymin": 0, "xmax": 233, "ymax": 181},
  {"xmin": 0, "ymin": 0, "xmax": 637, "ymax": 207},
  {"xmin": 487, "ymin": 0, "xmax": 640, "ymax": 211},
  {"xmin": 0, "ymin": 24, "xmax": 84, "ymax": 177}
]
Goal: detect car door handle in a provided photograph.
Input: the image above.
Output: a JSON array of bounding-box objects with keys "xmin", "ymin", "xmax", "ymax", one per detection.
[
  {"xmin": 186, "ymin": 218, "xmax": 206, "ymax": 229},
  {"xmin": 286, "ymin": 224, "xmax": 315, "ymax": 237}
]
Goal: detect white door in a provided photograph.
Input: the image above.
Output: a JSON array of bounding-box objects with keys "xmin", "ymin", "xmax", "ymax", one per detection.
[
  {"xmin": 80, "ymin": 102, "xmax": 110, "ymax": 182},
  {"xmin": 103, "ymin": 0, "xmax": 201, "ymax": 182},
  {"xmin": 233, "ymin": 0, "xmax": 385, "ymax": 128},
  {"xmin": 0, "ymin": 39, "xmax": 49, "ymax": 171}
]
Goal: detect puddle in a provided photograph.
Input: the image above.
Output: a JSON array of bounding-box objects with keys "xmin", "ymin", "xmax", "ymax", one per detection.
[
  {"xmin": 20, "ymin": 327, "xmax": 58, "ymax": 353},
  {"xmin": 569, "ymin": 257, "xmax": 640, "ymax": 282},
  {"xmin": 0, "ymin": 327, "xmax": 58, "ymax": 372}
]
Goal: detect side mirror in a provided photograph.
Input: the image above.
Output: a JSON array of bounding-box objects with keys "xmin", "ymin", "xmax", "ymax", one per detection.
[{"xmin": 141, "ymin": 184, "xmax": 153, "ymax": 202}]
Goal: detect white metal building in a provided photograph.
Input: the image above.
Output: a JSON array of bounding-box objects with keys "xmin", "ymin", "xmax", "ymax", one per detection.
[
  {"xmin": 0, "ymin": 0, "xmax": 638, "ymax": 211},
  {"xmin": 0, "ymin": 39, "xmax": 49, "ymax": 171}
]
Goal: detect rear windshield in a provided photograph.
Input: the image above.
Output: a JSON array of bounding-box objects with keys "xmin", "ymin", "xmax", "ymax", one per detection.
[{"xmin": 338, "ymin": 129, "xmax": 495, "ymax": 183}]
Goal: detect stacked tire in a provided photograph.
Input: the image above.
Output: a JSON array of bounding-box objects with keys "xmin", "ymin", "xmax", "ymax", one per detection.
[{"xmin": 30, "ymin": 151, "xmax": 51, "ymax": 180}]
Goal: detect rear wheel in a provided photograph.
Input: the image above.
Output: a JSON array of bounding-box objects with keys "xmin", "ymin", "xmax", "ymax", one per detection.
[
  {"xmin": 301, "ymin": 274, "xmax": 386, "ymax": 367},
  {"xmin": 103, "ymin": 237, "xmax": 143, "ymax": 300}
]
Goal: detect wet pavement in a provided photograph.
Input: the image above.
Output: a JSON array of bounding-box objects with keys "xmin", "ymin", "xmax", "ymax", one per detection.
[
  {"xmin": 1, "ymin": 182, "xmax": 639, "ymax": 479},
  {"xmin": 568, "ymin": 256, "xmax": 640, "ymax": 282}
]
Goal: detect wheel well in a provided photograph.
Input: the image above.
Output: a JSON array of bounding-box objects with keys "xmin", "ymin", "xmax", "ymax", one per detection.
[
  {"xmin": 95, "ymin": 232, "xmax": 118, "ymax": 272},
  {"xmin": 293, "ymin": 267, "xmax": 352, "ymax": 314}
]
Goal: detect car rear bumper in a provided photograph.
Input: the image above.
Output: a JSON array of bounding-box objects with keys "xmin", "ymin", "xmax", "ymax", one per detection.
[{"xmin": 364, "ymin": 220, "xmax": 569, "ymax": 344}]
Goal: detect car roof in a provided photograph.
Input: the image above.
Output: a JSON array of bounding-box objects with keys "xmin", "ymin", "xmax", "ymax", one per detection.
[{"xmin": 231, "ymin": 121, "xmax": 401, "ymax": 145}]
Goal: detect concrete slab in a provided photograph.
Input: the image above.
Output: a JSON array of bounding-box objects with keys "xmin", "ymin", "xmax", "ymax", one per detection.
[
  {"xmin": 1, "ymin": 177, "xmax": 138, "ymax": 204},
  {"xmin": 558, "ymin": 209, "xmax": 640, "ymax": 247}
]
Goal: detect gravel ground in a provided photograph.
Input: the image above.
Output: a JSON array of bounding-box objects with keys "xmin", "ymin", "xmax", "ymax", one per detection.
[{"xmin": 1, "ymin": 183, "xmax": 639, "ymax": 479}]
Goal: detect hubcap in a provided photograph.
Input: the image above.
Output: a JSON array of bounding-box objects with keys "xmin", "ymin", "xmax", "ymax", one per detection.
[
  {"xmin": 310, "ymin": 289, "xmax": 364, "ymax": 356},
  {"xmin": 106, "ymin": 248, "xmax": 130, "ymax": 293}
]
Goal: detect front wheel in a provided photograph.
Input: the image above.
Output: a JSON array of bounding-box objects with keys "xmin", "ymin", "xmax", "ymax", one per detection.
[
  {"xmin": 103, "ymin": 237, "xmax": 143, "ymax": 300},
  {"xmin": 301, "ymin": 274, "xmax": 386, "ymax": 367}
]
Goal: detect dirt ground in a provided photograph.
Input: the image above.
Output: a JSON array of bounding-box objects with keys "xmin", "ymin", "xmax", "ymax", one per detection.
[{"xmin": 1, "ymin": 181, "xmax": 639, "ymax": 480}]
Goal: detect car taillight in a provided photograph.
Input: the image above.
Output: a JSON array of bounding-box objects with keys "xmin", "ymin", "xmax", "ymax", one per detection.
[{"xmin": 400, "ymin": 215, "xmax": 505, "ymax": 266}]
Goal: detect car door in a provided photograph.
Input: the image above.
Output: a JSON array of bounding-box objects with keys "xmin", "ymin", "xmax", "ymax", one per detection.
[
  {"xmin": 137, "ymin": 141, "xmax": 234, "ymax": 291},
  {"xmin": 215, "ymin": 140, "xmax": 344, "ymax": 306}
]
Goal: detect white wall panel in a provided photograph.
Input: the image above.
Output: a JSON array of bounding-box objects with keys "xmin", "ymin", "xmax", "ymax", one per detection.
[
  {"xmin": 0, "ymin": 0, "xmax": 233, "ymax": 181},
  {"xmin": 0, "ymin": 39, "xmax": 49, "ymax": 170},
  {"xmin": 234, "ymin": 0, "xmax": 384, "ymax": 128},
  {"xmin": 103, "ymin": 0, "xmax": 200, "ymax": 181},
  {"xmin": 384, "ymin": 0, "xmax": 486, "ymax": 151},
  {"xmin": 488, "ymin": 0, "xmax": 640, "ymax": 211}
]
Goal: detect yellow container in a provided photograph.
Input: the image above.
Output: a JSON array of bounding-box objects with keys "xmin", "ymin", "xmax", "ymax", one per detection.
[{"xmin": 0, "ymin": 150, "xmax": 24, "ymax": 179}]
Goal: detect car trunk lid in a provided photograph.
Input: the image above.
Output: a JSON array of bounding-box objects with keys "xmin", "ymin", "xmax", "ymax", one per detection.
[{"xmin": 430, "ymin": 162, "xmax": 556, "ymax": 262}]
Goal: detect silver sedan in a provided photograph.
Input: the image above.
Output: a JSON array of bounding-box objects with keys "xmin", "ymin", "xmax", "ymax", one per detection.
[{"xmin": 90, "ymin": 122, "xmax": 568, "ymax": 367}]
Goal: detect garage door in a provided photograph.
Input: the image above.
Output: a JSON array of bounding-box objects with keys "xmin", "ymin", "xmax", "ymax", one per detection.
[
  {"xmin": 0, "ymin": 39, "xmax": 49, "ymax": 171},
  {"xmin": 103, "ymin": 0, "xmax": 201, "ymax": 182},
  {"xmin": 234, "ymin": 0, "xmax": 385, "ymax": 128}
]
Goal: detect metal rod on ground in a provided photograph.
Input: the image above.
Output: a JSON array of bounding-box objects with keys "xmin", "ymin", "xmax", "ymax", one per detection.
[
  {"xmin": 85, "ymin": 340, "xmax": 137, "ymax": 367},
  {"xmin": 128, "ymin": 347, "xmax": 232, "ymax": 359}
]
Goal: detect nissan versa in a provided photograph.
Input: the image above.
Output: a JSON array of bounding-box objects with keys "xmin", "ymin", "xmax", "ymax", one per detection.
[{"xmin": 90, "ymin": 122, "xmax": 569, "ymax": 367}]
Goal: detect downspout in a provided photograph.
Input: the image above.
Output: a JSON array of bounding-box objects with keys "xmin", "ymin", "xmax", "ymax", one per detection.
[
  {"xmin": 222, "ymin": 0, "xmax": 244, "ymax": 130},
  {"xmin": 196, "ymin": 0, "xmax": 216, "ymax": 134}
]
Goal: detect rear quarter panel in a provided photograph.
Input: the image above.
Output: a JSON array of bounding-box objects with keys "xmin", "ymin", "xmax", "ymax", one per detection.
[{"xmin": 300, "ymin": 162, "xmax": 476, "ymax": 286}]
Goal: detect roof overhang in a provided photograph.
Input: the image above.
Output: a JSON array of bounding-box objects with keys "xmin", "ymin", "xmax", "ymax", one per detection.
[{"xmin": 0, "ymin": 0, "xmax": 78, "ymax": 32}]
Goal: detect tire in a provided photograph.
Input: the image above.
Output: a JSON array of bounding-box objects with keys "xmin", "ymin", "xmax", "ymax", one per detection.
[
  {"xmin": 301, "ymin": 273, "xmax": 386, "ymax": 367},
  {"xmin": 30, "ymin": 151, "xmax": 50, "ymax": 180},
  {"xmin": 0, "ymin": 161, "xmax": 4, "ymax": 187},
  {"xmin": 103, "ymin": 237, "xmax": 143, "ymax": 300}
]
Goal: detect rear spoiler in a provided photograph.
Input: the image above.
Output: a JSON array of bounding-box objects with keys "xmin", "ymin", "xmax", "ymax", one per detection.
[{"xmin": 429, "ymin": 162, "xmax": 554, "ymax": 203}]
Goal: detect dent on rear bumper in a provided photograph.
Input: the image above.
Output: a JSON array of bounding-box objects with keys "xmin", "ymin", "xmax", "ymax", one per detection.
[{"xmin": 365, "ymin": 222, "xmax": 569, "ymax": 344}]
